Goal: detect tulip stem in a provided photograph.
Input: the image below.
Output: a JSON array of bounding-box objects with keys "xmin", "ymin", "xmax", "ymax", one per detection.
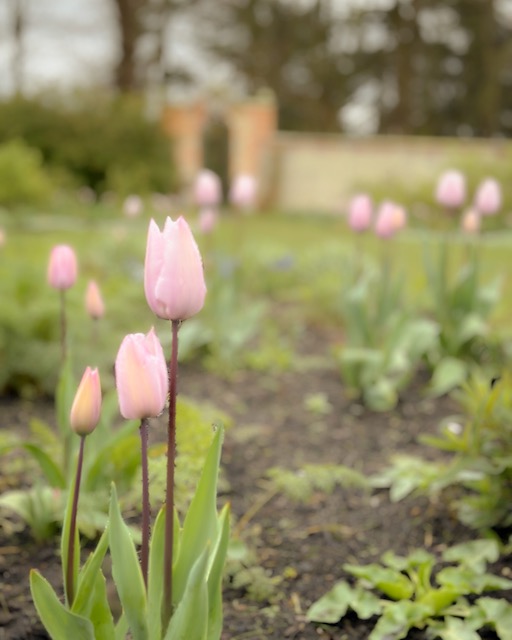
[
  {"xmin": 65, "ymin": 435, "xmax": 85, "ymax": 607},
  {"xmin": 140, "ymin": 418, "xmax": 150, "ymax": 589},
  {"xmin": 59, "ymin": 289, "xmax": 67, "ymax": 365},
  {"xmin": 163, "ymin": 319, "xmax": 179, "ymax": 629}
]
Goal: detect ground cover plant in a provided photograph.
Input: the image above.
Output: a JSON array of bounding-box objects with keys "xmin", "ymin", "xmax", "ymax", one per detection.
[{"xmin": 1, "ymin": 166, "xmax": 512, "ymax": 639}]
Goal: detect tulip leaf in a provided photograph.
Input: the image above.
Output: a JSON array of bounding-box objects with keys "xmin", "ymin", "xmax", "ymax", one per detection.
[
  {"xmin": 173, "ymin": 425, "xmax": 224, "ymax": 607},
  {"xmin": 61, "ymin": 478, "xmax": 80, "ymax": 607},
  {"xmin": 85, "ymin": 571, "xmax": 116, "ymax": 640},
  {"xmin": 115, "ymin": 613, "xmax": 129, "ymax": 640},
  {"xmin": 109, "ymin": 484, "xmax": 148, "ymax": 640},
  {"xmin": 148, "ymin": 506, "xmax": 181, "ymax": 640},
  {"xmin": 72, "ymin": 526, "xmax": 110, "ymax": 616},
  {"xmin": 21, "ymin": 443, "xmax": 66, "ymax": 488},
  {"xmin": 164, "ymin": 548, "xmax": 209, "ymax": 640},
  {"xmin": 29, "ymin": 570, "xmax": 95, "ymax": 640},
  {"xmin": 207, "ymin": 504, "xmax": 231, "ymax": 640}
]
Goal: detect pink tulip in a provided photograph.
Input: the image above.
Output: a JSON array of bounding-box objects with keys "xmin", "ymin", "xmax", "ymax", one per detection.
[
  {"xmin": 348, "ymin": 194, "xmax": 373, "ymax": 232},
  {"xmin": 229, "ymin": 174, "xmax": 258, "ymax": 211},
  {"xmin": 461, "ymin": 208, "xmax": 481, "ymax": 235},
  {"xmin": 115, "ymin": 328, "xmax": 168, "ymax": 420},
  {"xmin": 47, "ymin": 244, "xmax": 78, "ymax": 290},
  {"xmin": 474, "ymin": 178, "xmax": 502, "ymax": 216},
  {"xmin": 123, "ymin": 194, "xmax": 143, "ymax": 218},
  {"xmin": 85, "ymin": 280, "xmax": 105, "ymax": 320},
  {"xmin": 375, "ymin": 201, "xmax": 403, "ymax": 238},
  {"xmin": 194, "ymin": 169, "xmax": 222, "ymax": 208},
  {"xmin": 199, "ymin": 208, "xmax": 218, "ymax": 235},
  {"xmin": 435, "ymin": 170, "xmax": 466, "ymax": 209},
  {"xmin": 144, "ymin": 216, "xmax": 207, "ymax": 321},
  {"xmin": 70, "ymin": 367, "xmax": 102, "ymax": 436}
]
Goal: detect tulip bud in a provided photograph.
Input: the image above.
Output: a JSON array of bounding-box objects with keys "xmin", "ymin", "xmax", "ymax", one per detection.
[
  {"xmin": 47, "ymin": 245, "xmax": 78, "ymax": 290},
  {"xmin": 229, "ymin": 174, "xmax": 258, "ymax": 211},
  {"xmin": 194, "ymin": 169, "xmax": 222, "ymax": 208},
  {"xmin": 144, "ymin": 216, "xmax": 207, "ymax": 321},
  {"xmin": 123, "ymin": 194, "xmax": 143, "ymax": 218},
  {"xmin": 375, "ymin": 201, "xmax": 402, "ymax": 239},
  {"xmin": 115, "ymin": 328, "xmax": 168, "ymax": 420},
  {"xmin": 85, "ymin": 280, "xmax": 105, "ymax": 320},
  {"xmin": 198, "ymin": 208, "xmax": 218, "ymax": 235},
  {"xmin": 474, "ymin": 178, "xmax": 502, "ymax": 216},
  {"xmin": 347, "ymin": 194, "xmax": 372, "ymax": 232},
  {"xmin": 435, "ymin": 170, "xmax": 466, "ymax": 209},
  {"xmin": 70, "ymin": 367, "xmax": 102, "ymax": 436},
  {"xmin": 461, "ymin": 208, "xmax": 481, "ymax": 235}
]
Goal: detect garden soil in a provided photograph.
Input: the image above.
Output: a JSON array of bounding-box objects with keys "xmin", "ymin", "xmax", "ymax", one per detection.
[{"xmin": 0, "ymin": 326, "xmax": 510, "ymax": 640}]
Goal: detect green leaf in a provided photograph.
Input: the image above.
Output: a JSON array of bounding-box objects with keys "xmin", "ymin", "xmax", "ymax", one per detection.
[
  {"xmin": 344, "ymin": 564, "xmax": 414, "ymax": 600},
  {"xmin": 173, "ymin": 426, "xmax": 224, "ymax": 608},
  {"xmin": 436, "ymin": 616, "xmax": 482, "ymax": 640},
  {"xmin": 427, "ymin": 357, "xmax": 468, "ymax": 397},
  {"xmin": 164, "ymin": 549, "xmax": 209, "ymax": 640},
  {"xmin": 148, "ymin": 506, "xmax": 181, "ymax": 640},
  {"xmin": 30, "ymin": 570, "xmax": 95, "ymax": 640},
  {"xmin": 306, "ymin": 581, "xmax": 354, "ymax": 623},
  {"xmin": 442, "ymin": 539, "xmax": 500, "ymax": 573},
  {"xmin": 207, "ymin": 504, "xmax": 231, "ymax": 640},
  {"xmin": 416, "ymin": 587, "xmax": 459, "ymax": 614},
  {"xmin": 114, "ymin": 613, "xmax": 129, "ymax": 640},
  {"xmin": 21, "ymin": 443, "xmax": 66, "ymax": 488},
  {"xmin": 476, "ymin": 597, "xmax": 512, "ymax": 640},
  {"xmin": 72, "ymin": 527, "xmax": 110, "ymax": 616},
  {"xmin": 85, "ymin": 572, "xmax": 116, "ymax": 640},
  {"xmin": 369, "ymin": 600, "xmax": 432, "ymax": 640},
  {"xmin": 109, "ymin": 484, "xmax": 148, "ymax": 640}
]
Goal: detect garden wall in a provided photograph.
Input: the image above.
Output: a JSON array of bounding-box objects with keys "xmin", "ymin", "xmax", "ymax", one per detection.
[{"xmin": 264, "ymin": 132, "xmax": 512, "ymax": 214}]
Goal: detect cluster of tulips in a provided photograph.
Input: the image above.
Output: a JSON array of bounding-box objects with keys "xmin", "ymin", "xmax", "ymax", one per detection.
[
  {"xmin": 32, "ymin": 216, "xmax": 229, "ymax": 640},
  {"xmin": 345, "ymin": 170, "xmax": 502, "ymax": 238}
]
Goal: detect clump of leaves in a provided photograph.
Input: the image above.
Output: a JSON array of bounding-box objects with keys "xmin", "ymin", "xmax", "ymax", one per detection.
[
  {"xmin": 225, "ymin": 538, "xmax": 282, "ymax": 603},
  {"xmin": 334, "ymin": 263, "xmax": 438, "ymax": 411},
  {"xmin": 374, "ymin": 372, "xmax": 512, "ymax": 530},
  {"xmin": 307, "ymin": 539, "xmax": 512, "ymax": 640}
]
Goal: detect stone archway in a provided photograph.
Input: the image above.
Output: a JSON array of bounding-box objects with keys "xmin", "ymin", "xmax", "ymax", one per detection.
[{"xmin": 161, "ymin": 92, "xmax": 277, "ymax": 206}]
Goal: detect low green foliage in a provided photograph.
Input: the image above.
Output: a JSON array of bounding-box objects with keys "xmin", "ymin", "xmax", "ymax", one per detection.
[
  {"xmin": 0, "ymin": 139, "xmax": 54, "ymax": 207},
  {"xmin": 307, "ymin": 539, "xmax": 512, "ymax": 640},
  {"xmin": 374, "ymin": 372, "xmax": 512, "ymax": 530}
]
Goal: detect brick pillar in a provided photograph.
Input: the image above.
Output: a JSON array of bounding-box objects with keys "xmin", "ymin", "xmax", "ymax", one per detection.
[
  {"xmin": 227, "ymin": 92, "xmax": 277, "ymax": 202},
  {"xmin": 161, "ymin": 101, "xmax": 207, "ymax": 188}
]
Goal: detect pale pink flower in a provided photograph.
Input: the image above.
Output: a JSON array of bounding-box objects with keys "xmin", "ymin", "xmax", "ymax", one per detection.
[
  {"xmin": 70, "ymin": 367, "xmax": 102, "ymax": 436},
  {"xmin": 123, "ymin": 195, "xmax": 144, "ymax": 218},
  {"xmin": 144, "ymin": 216, "xmax": 207, "ymax": 321},
  {"xmin": 474, "ymin": 178, "xmax": 502, "ymax": 216},
  {"xmin": 375, "ymin": 201, "xmax": 403, "ymax": 238},
  {"xmin": 199, "ymin": 208, "xmax": 218, "ymax": 235},
  {"xmin": 47, "ymin": 245, "xmax": 78, "ymax": 290},
  {"xmin": 194, "ymin": 169, "xmax": 222, "ymax": 208},
  {"xmin": 229, "ymin": 174, "xmax": 258, "ymax": 211},
  {"xmin": 435, "ymin": 170, "xmax": 466, "ymax": 209},
  {"xmin": 115, "ymin": 328, "xmax": 168, "ymax": 420},
  {"xmin": 85, "ymin": 280, "xmax": 105, "ymax": 320},
  {"xmin": 347, "ymin": 194, "xmax": 373, "ymax": 232}
]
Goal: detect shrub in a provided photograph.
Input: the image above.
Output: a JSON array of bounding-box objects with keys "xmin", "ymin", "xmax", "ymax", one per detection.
[{"xmin": 0, "ymin": 139, "xmax": 54, "ymax": 207}]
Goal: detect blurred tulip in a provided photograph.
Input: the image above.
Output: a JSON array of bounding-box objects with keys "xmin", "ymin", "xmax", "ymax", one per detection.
[
  {"xmin": 123, "ymin": 194, "xmax": 144, "ymax": 218},
  {"xmin": 474, "ymin": 178, "xmax": 502, "ymax": 216},
  {"xmin": 461, "ymin": 208, "xmax": 481, "ymax": 235},
  {"xmin": 375, "ymin": 201, "xmax": 403, "ymax": 238},
  {"xmin": 144, "ymin": 216, "xmax": 207, "ymax": 320},
  {"xmin": 70, "ymin": 367, "xmax": 102, "ymax": 436},
  {"xmin": 435, "ymin": 170, "xmax": 466, "ymax": 209},
  {"xmin": 347, "ymin": 194, "xmax": 373, "ymax": 232},
  {"xmin": 85, "ymin": 280, "xmax": 105, "ymax": 320},
  {"xmin": 0, "ymin": 227, "xmax": 6, "ymax": 247},
  {"xmin": 115, "ymin": 328, "xmax": 168, "ymax": 420},
  {"xmin": 229, "ymin": 174, "xmax": 258, "ymax": 211},
  {"xmin": 194, "ymin": 169, "xmax": 222, "ymax": 208},
  {"xmin": 199, "ymin": 207, "xmax": 218, "ymax": 235},
  {"xmin": 47, "ymin": 244, "xmax": 78, "ymax": 290}
]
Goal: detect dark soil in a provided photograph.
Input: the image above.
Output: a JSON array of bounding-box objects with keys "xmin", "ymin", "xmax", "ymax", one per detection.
[{"xmin": 0, "ymin": 326, "xmax": 510, "ymax": 640}]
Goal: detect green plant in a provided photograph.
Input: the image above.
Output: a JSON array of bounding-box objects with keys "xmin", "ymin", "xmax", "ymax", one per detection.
[
  {"xmin": 0, "ymin": 139, "xmax": 54, "ymax": 207},
  {"xmin": 307, "ymin": 539, "xmax": 512, "ymax": 640},
  {"xmin": 335, "ymin": 263, "xmax": 438, "ymax": 410},
  {"xmin": 423, "ymin": 240, "xmax": 502, "ymax": 396},
  {"xmin": 373, "ymin": 372, "xmax": 512, "ymax": 530}
]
